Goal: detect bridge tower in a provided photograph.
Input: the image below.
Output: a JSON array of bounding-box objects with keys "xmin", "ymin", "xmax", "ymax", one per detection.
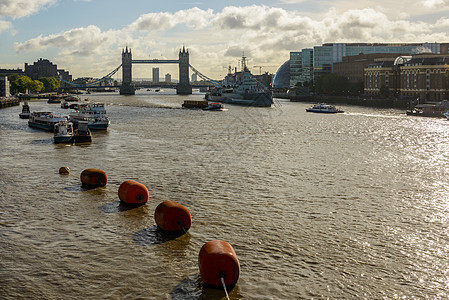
[
  {"xmin": 120, "ymin": 46, "xmax": 135, "ymax": 95},
  {"xmin": 176, "ymin": 46, "xmax": 192, "ymax": 95}
]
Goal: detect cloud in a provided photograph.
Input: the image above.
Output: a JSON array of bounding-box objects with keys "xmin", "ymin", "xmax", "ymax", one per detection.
[
  {"xmin": 421, "ymin": 0, "xmax": 449, "ymax": 8},
  {"xmin": 13, "ymin": 25, "xmax": 115, "ymax": 55},
  {"xmin": 129, "ymin": 7, "xmax": 214, "ymax": 31},
  {"xmin": 0, "ymin": 0, "xmax": 55, "ymax": 19},
  {"xmin": 0, "ymin": 19, "xmax": 11, "ymax": 32}
]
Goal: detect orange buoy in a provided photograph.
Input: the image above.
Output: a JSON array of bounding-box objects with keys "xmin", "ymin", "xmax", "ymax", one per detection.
[
  {"xmin": 154, "ymin": 200, "xmax": 191, "ymax": 232},
  {"xmin": 198, "ymin": 240, "xmax": 240, "ymax": 288},
  {"xmin": 118, "ymin": 180, "xmax": 149, "ymax": 205},
  {"xmin": 80, "ymin": 168, "xmax": 107, "ymax": 187},
  {"xmin": 59, "ymin": 166, "xmax": 70, "ymax": 175}
]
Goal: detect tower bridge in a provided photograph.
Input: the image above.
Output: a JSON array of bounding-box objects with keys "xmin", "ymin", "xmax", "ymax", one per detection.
[
  {"xmin": 59, "ymin": 46, "xmax": 221, "ymax": 92},
  {"xmin": 120, "ymin": 46, "xmax": 192, "ymax": 95}
]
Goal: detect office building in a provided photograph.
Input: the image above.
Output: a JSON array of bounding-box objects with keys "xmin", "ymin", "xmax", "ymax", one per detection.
[
  {"xmin": 0, "ymin": 76, "xmax": 10, "ymax": 97},
  {"xmin": 289, "ymin": 49, "xmax": 313, "ymax": 87},
  {"xmin": 152, "ymin": 68, "xmax": 159, "ymax": 83},
  {"xmin": 165, "ymin": 73, "xmax": 171, "ymax": 82},
  {"xmin": 313, "ymin": 42, "xmax": 449, "ymax": 82}
]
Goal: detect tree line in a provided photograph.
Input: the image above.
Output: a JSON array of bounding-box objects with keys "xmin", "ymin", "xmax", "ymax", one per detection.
[{"xmin": 6, "ymin": 74, "xmax": 60, "ymax": 94}]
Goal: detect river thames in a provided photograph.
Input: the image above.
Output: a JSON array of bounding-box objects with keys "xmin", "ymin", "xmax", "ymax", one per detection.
[{"xmin": 1, "ymin": 90, "xmax": 449, "ymax": 299}]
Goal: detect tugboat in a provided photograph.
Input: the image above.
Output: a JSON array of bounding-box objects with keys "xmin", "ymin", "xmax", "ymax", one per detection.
[
  {"xmin": 74, "ymin": 121, "xmax": 92, "ymax": 144},
  {"xmin": 19, "ymin": 101, "xmax": 31, "ymax": 119}
]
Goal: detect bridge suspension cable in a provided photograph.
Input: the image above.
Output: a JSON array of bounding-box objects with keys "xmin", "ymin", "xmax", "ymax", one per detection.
[
  {"xmin": 189, "ymin": 64, "xmax": 221, "ymax": 86},
  {"xmin": 60, "ymin": 64, "xmax": 122, "ymax": 87}
]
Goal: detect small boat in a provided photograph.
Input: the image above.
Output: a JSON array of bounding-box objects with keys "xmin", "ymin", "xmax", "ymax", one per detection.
[
  {"xmin": 65, "ymin": 95, "xmax": 80, "ymax": 102},
  {"xmin": 61, "ymin": 101, "xmax": 69, "ymax": 109},
  {"xmin": 54, "ymin": 121, "xmax": 75, "ymax": 143},
  {"xmin": 19, "ymin": 101, "xmax": 30, "ymax": 119},
  {"xmin": 203, "ymin": 102, "xmax": 224, "ymax": 111},
  {"xmin": 69, "ymin": 103, "xmax": 79, "ymax": 110},
  {"xmin": 306, "ymin": 103, "xmax": 343, "ymax": 113},
  {"xmin": 407, "ymin": 102, "xmax": 449, "ymax": 117},
  {"xmin": 47, "ymin": 94, "xmax": 63, "ymax": 103},
  {"xmin": 28, "ymin": 112, "xmax": 68, "ymax": 131},
  {"xmin": 69, "ymin": 103, "xmax": 110, "ymax": 130},
  {"xmin": 74, "ymin": 121, "xmax": 92, "ymax": 144}
]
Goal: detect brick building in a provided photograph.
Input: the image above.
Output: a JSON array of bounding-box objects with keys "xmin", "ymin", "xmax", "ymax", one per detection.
[
  {"xmin": 364, "ymin": 54, "xmax": 449, "ymax": 101},
  {"xmin": 333, "ymin": 53, "xmax": 406, "ymax": 83}
]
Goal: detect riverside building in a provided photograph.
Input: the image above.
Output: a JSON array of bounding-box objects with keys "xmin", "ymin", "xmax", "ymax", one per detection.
[
  {"xmin": 287, "ymin": 42, "xmax": 449, "ymax": 87},
  {"xmin": 364, "ymin": 54, "xmax": 449, "ymax": 101}
]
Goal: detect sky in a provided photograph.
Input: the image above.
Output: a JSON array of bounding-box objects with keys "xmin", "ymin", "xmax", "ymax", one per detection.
[{"xmin": 1, "ymin": 0, "xmax": 449, "ymax": 80}]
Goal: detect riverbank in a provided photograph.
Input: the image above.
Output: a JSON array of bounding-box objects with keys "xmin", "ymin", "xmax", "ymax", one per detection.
[
  {"xmin": 0, "ymin": 97, "xmax": 19, "ymax": 109},
  {"xmin": 17, "ymin": 93, "xmax": 56, "ymax": 100}
]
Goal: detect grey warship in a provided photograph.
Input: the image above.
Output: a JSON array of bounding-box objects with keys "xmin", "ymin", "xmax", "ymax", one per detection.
[{"xmin": 205, "ymin": 56, "xmax": 273, "ymax": 107}]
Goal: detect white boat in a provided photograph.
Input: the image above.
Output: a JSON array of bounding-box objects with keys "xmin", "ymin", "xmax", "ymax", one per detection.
[
  {"xmin": 69, "ymin": 103, "xmax": 110, "ymax": 130},
  {"xmin": 306, "ymin": 103, "xmax": 344, "ymax": 113},
  {"xmin": 203, "ymin": 102, "xmax": 224, "ymax": 111},
  {"xmin": 54, "ymin": 121, "xmax": 75, "ymax": 143},
  {"xmin": 28, "ymin": 112, "xmax": 68, "ymax": 131},
  {"xmin": 19, "ymin": 101, "xmax": 30, "ymax": 119}
]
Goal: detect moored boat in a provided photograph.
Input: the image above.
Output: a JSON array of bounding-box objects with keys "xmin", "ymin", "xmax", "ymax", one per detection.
[
  {"xmin": 54, "ymin": 121, "xmax": 75, "ymax": 143},
  {"xmin": 74, "ymin": 121, "xmax": 92, "ymax": 144},
  {"xmin": 205, "ymin": 55, "xmax": 273, "ymax": 107},
  {"xmin": 406, "ymin": 101, "xmax": 449, "ymax": 118},
  {"xmin": 28, "ymin": 112, "xmax": 68, "ymax": 131},
  {"xmin": 306, "ymin": 103, "xmax": 343, "ymax": 113},
  {"xmin": 61, "ymin": 101, "xmax": 69, "ymax": 109},
  {"xmin": 19, "ymin": 101, "xmax": 31, "ymax": 119},
  {"xmin": 69, "ymin": 103, "xmax": 110, "ymax": 130}
]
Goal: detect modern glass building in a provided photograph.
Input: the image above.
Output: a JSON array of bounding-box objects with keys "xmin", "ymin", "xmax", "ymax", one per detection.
[
  {"xmin": 290, "ymin": 49, "xmax": 313, "ymax": 87},
  {"xmin": 272, "ymin": 60, "xmax": 290, "ymax": 89},
  {"xmin": 312, "ymin": 42, "xmax": 448, "ymax": 82}
]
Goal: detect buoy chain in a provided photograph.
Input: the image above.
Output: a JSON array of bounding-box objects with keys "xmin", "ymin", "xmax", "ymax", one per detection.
[
  {"xmin": 177, "ymin": 221, "xmax": 187, "ymax": 233},
  {"xmin": 220, "ymin": 275, "xmax": 230, "ymax": 300}
]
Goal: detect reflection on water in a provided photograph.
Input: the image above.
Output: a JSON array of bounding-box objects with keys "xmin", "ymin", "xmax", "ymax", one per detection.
[{"xmin": 1, "ymin": 90, "xmax": 449, "ymax": 298}]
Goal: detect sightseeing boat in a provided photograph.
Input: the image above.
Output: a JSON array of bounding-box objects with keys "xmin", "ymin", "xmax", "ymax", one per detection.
[
  {"xmin": 306, "ymin": 103, "xmax": 344, "ymax": 113},
  {"xmin": 28, "ymin": 112, "xmax": 68, "ymax": 131},
  {"xmin": 69, "ymin": 103, "xmax": 110, "ymax": 130},
  {"xmin": 19, "ymin": 101, "xmax": 31, "ymax": 119}
]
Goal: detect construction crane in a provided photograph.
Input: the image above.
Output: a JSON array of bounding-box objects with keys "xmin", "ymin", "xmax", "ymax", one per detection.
[{"xmin": 252, "ymin": 65, "xmax": 277, "ymax": 75}]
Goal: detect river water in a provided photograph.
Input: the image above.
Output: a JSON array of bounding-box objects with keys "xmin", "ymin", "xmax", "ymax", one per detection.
[{"xmin": 1, "ymin": 90, "xmax": 449, "ymax": 299}]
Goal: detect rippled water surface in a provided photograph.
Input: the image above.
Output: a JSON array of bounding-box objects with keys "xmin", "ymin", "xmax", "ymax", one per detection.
[{"xmin": 1, "ymin": 90, "xmax": 449, "ymax": 299}]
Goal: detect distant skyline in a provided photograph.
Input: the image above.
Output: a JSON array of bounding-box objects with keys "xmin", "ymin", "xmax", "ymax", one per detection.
[{"xmin": 1, "ymin": 0, "xmax": 449, "ymax": 80}]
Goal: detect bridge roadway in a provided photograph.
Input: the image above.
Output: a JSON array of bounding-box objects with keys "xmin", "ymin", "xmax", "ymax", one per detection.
[
  {"xmin": 60, "ymin": 83, "xmax": 213, "ymax": 91},
  {"xmin": 132, "ymin": 59, "xmax": 179, "ymax": 64}
]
